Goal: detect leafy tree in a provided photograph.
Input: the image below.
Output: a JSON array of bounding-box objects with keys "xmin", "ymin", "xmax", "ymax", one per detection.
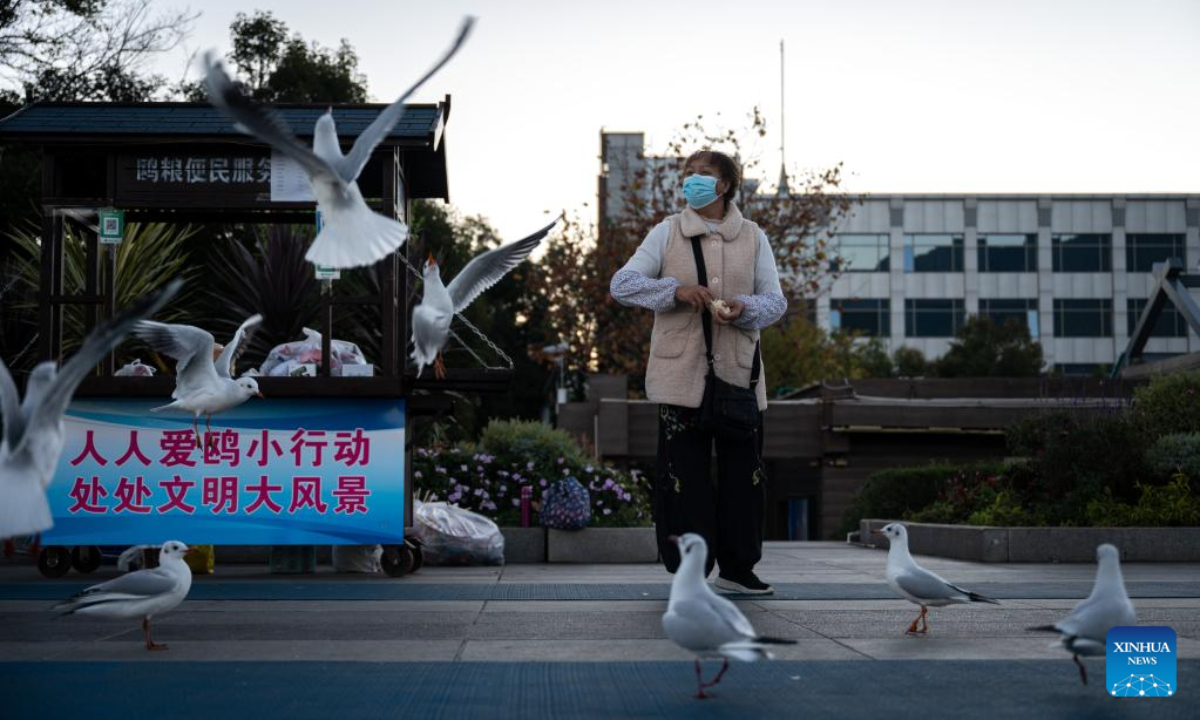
[
  {"xmin": 527, "ymin": 109, "xmax": 856, "ymax": 386},
  {"xmin": 182, "ymin": 10, "xmax": 367, "ymax": 103},
  {"xmin": 760, "ymin": 315, "xmax": 893, "ymax": 395},
  {"xmin": 0, "ymin": 0, "xmax": 195, "ymax": 102},
  {"xmin": 935, "ymin": 315, "xmax": 1043, "ymax": 378},
  {"xmin": 893, "ymin": 346, "xmax": 929, "ymax": 378}
]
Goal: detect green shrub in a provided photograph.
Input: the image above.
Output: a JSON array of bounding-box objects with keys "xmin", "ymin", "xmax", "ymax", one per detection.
[
  {"xmin": 479, "ymin": 419, "xmax": 591, "ymax": 467},
  {"xmin": 1146, "ymin": 433, "xmax": 1200, "ymax": 481},
  {"xmin": 965, "ymin": 490, "xmax": 1036, "ymax": 526},
  {"xmin": 1006, "ymin": 410, "xmax": 1149, "ymax": 513},
  {"xmin": 1132, "ymin": 370, "xmax": 1200, "ymax": 439},
  {"xmin": 838, "ymin": 461, "xmax": 1007, "ymax": 535},
  {"xmin": 413, "ymin": 420, "xmax": 651, "ymax": 528},
  {"xmin": 1086, "ymin": 474, "xmax": 1200, "ymax": 527}
]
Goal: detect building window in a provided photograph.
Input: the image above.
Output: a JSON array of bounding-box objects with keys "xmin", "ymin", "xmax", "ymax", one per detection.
[
  {"xmin": 832, "ymin": 234, "xmax": 889, "ymax": 273},
  {"xmin": 1126, "ymin": 234, "xmax": 1186, "ymax": 273},
  {"xmin": 1051, "ymin": 234, "xmax": 1112, "ymax": 272},
  {"xmin": 1127, "ymin": 298, "xmax": 1188, "ymax": 338},
  {"xmin": 1053, "ymin": 299, "xmax": 1112, "ymax": 337},
  {"xmin": 979, "ymin": 298, "xmax": 1039, "ymax": 337},
  {"xmin": 978, "ymin": 234, "xmax": 1037, "ymax": 272},
  {"xmin": 905, "ymin": 299, "xmax": 965, "ymax": 337},
  {"xmin": 831, "ymin": 299, "xmax": 890, "ymax": 337},
  {"xmin": 904, "ymin": 234, "xmax": 963, "ymax": 272}
]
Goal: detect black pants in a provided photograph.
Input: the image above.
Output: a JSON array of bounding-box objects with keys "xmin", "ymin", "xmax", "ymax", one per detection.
[{"xmin": 654, "ymin": 404, "xmax": 766, "ymax": 577}]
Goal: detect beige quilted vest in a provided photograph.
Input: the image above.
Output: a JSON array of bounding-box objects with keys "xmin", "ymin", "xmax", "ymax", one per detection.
[{"xmin": 645, "ymin": 202, "xmax": 768, "ymax": 410}]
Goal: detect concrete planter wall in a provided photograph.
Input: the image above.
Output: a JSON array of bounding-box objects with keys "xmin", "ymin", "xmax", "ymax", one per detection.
[
  {"xmin": 500, "ymin": 527, "xmax": 547, "ymax": 563},
  {"xmin": 547, "ymin": 527, "xmax": 659, "ymax": 563},
  {"xmin": 861, "ymin": 519, "xmax": 1200, "ymax": 562}
]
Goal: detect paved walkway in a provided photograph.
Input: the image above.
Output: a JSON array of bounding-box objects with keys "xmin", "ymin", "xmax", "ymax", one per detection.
[{"xmin": 2, "ymin": 542, "xmax": 1198, "ymax": 718}]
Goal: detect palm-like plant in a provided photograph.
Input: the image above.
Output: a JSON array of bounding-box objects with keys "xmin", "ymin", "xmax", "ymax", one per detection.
[
  {"xmin": 6, "ymin": 219, "xmax": 201, "ymax": 373},
  {"xmin": 207, "ymin": 225, "xmax": 382, "ymax": 372}
]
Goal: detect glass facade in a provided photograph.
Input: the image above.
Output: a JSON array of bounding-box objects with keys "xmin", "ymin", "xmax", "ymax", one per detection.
[
  {"xmin": 1127, "ymin": 298, "xmax": 1189, "ymax": 338},
  {"xmin": 1053, "ymin": 299, "xmax": 1113, "ymax": 337},
  {"xmin": 904, "ymin": 235, "xmax": 964, "ymax": 272},
  {"xmin": 1126, "ymin": 234, "xmax": 1186, "ymax": 273},
  {"xmin": 830, "ymin": 299, "xmax": 890, "ymax": 337},
  {"xmin": 905, "ymin": 299, "xmax": 965, "ymax": 337},
  {"xmin": 978, "ymin": 234, "xmax": 1037, "ymax": 272},
  {"xmin": 833, "ymin": 234, "xmax": 890, "ymax": 273},
  {"xmin": 980, "ymin": 298, "xmax": 1039, "ymax": 337},
  {"xmin": 1052, "ymin": 234, "xmax": 1112, "ymax": 272}
]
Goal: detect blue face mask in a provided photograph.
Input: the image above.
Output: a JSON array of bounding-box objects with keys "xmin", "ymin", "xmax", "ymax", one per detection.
[{"xmin": 682, "ymin": 174, "xmax": 720, "ymax": 209}]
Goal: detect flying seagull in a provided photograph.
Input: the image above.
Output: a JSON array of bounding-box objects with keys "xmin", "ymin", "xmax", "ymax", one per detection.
[
  {"xmin": 1028, "ymin": 543, "xmax": 1137, "ymax": 685},
  {"xmin": 874, "ymin": 523, "xmax": 999, "ymax": 634},
  {"xmin": 134, "ymin": 314, "xmax": 264, "ymax": 443},
  {"xmin": 0, "ymin": 280, "xmax": 182, "ymax": 539},
  {"xmin": 412, "ymin": 217, "xmax": 558, "ymax": 379},
  {"xmin": 662, "ymin": 533, "xmax": 796, "ymax": 699},
  {"xmin": 203, "ymin": 17, "xmax": 475, "ymax": 269},
  {"xmin": 54, "ymin": 540, "xmax": 193, "ymax": 650}
]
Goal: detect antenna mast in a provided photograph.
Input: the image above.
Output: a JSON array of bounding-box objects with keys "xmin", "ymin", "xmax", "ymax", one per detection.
[{"xmin": 778, "ymin": 38, "xmax": 789, "ymax": 197}]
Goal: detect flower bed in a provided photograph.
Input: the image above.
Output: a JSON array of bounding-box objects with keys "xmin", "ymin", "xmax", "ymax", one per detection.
[{"xmin": 412, "ymin": 420, "xmax": 652, "ymax": 528}]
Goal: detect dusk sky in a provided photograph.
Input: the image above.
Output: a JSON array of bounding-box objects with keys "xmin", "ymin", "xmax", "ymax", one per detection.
[{"xmin": 146, "ymin": 0, "xmax": 1200, "ymax": 240}]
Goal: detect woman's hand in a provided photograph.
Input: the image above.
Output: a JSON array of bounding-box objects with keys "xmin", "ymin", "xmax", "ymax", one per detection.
[
  {"xmin": 712, "ymin": 299, "xmax": 744, "ymax": 325},
  {"xmin": 675, "ymin": 285, "xmax": 715, "ymax": 312}
]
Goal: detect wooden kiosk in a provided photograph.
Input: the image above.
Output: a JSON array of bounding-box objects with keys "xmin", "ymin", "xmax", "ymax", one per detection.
[{"xmin": 0, "ymin": 100, "xmax": 508, "ymax": 576}]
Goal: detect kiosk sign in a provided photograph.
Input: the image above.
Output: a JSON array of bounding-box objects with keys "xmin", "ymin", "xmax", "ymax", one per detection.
[{"xmin": 41, "ymin": 398, "xmax": 405, "ymax": 545}]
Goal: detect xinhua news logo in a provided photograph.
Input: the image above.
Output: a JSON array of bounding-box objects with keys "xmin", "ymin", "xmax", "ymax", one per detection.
[{"xmin": 1106, "ymin": 626, "xmax": 1176, "ymax": 697}]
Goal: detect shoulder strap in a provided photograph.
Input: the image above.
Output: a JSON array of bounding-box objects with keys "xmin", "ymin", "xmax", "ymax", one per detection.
[
  {"xmin": 690, "ymin": 234, "xmax": 763, "ymax": 385},
  {"xmin": 688, "ymin": 236, "xmax": 715, "ymax": 367}
]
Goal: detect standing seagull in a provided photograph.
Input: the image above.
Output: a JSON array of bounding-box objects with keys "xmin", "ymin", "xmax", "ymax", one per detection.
[
  {"xmin": 203, "ymin": 17, "xmax": 475, "ymax": 269},
  {"xmin": 53, "ymin": 540, "xmax": 193, "ymax": 650},
  {"xmin": 662, "ymin": 533, "xmax": 795, "ymax": 699},
  {"xmin": 874, "ymin": 523, "xmax": 999, "ymax": 634},
  {"xmin": 0, "ymin": 281, "xmax": 181, "ymax": 539},
  {"xmin": 412, "ymin": 218, "xmax": 558, "ymax": 379},
  {"xmin": 134, "ymin": 314, "xmax": 264, "ymax": 442},
  {"xmin": 1028, "ymin": 543, "xmax": 1137, "ymax": 685}
]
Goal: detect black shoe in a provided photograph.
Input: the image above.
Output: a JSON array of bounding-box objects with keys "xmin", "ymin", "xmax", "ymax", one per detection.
[{"xmin": 714, "ymin": 571, "xmax": 774, "ymax": 596}]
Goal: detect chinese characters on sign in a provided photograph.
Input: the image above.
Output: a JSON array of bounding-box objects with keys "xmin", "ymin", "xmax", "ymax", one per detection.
[
  {"xmin": 134, "ymin": 156, "xmax": 270, "ymax": 185},
  {"xmin": 64, "ymin": 428, "xmax": 373, "ymax": 517}
]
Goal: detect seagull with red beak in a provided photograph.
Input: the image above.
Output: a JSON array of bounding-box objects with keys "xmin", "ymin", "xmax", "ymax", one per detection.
[
  {"xmin": 662, "ymin": 533, "xmax": 796, "ymax": 699},
  {"xmin": 135, "ymin": 314, "xmax": 264, "ymax": 444},
  {"xmin": 54, "ymin": 540, "xmax": 194, "ymax": 651},
  {"xmin": 411, "ymin": 218, "xmax": 558, "ymax": 379}
]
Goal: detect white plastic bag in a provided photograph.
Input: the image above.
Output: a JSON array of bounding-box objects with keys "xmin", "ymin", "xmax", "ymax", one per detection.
[
  {"xmin": 413, "ymin": 500, "xmax": 505, "ymax": 566},
  {"xmin": 259, "ymin": 328, "xmax": 368, "ymax": 377},
  {"xmin": 332, "ymin": 544, "xmax": 383, "ymax": 573},
  {"xmin": 115, "ymin": 359, "xmax": 156, "ymax": 377}
]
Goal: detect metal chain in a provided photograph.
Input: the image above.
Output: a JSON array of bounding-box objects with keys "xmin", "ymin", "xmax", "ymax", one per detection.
[{"xmin": 397, "ymin": 249, "xmax": 514, "ymax": 371}]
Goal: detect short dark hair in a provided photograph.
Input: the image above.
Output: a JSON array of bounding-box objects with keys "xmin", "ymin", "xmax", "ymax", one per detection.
[{"xmin": 684, "ymin": 149, "xmax": 741, "ymax": 205}]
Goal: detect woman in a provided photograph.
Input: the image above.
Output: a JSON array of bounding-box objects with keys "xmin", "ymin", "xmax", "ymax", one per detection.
[{"xmin": 609, "ymin": 149, "xmax": 787, "ymax": 595}]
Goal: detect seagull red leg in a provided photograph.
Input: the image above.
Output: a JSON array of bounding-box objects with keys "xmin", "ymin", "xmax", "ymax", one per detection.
[
  {"xmin": 918, "ymin": 606, "xmax": 930, "ymax": 633},
  {"xmin": 906, "ymin": 609, "xmax": 921, "ymax": 634},
  {"xmin": 143, "ymin": 617, "xmax": 168, "ymax": 651},
  {"xmin": 707, "ymin": 658, "xmax": 730, "ymax": 687},
  {"xmin": 434, "ymin": 352, "xmax": 446, "ymax": 380},
  {"xmin": 693, "ymin": 659, "xmax": 710, "ymax": 699}
]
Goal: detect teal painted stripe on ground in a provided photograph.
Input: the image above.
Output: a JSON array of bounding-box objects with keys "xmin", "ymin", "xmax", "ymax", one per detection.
[
  {"xmin": 3, "ymin": 581, "xmax": 1200, "ymax": 601},
  {"xmin": 2, "ymin": 661, "xmax": 1196, "ymax": 720}
]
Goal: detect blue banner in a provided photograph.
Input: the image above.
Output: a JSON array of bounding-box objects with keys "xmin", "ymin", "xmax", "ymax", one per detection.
[{"xmin": 41, "ymin": 398, "xmax": 405, "ymax": 545}]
